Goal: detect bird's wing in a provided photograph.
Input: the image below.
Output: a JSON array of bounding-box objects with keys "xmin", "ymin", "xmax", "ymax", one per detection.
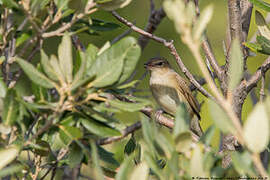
[{"xmin": 174, "ymin": 73, "xmax": 201, "ymax": 120}]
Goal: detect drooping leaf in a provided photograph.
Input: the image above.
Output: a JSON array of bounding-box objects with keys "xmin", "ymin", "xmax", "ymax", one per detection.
[
  {"xmin": 228, "ymin": 39, "xmax": 243, "ymax": 91},
  {"xmin": 249, "ymin": 0, "xmax": 270, "ymax": 12},
  {"xmin": 231, "ymin": 151, "xmax": 255, "ymax": 176},
  {"xmin": 97, "ymin": 0, "xmax": 132, "ymax": 11},
  {"xmin": 0, "ymin": 146, "xmax": 20, "ymax": 170},
  {"xmin": 124, "ymin": 136, "xmax": 136, "ymax": 155},
  {"xmin": 90, "ymin": 19, "xmax": 120, "ymax": 32},
  {"xmin": 40, "ymin": 50, "xmax": 59, "ymax": 81},
  {"xmin": 255, "ymin": 10, "xmax": 270, "ymax": 40},
  {"xmin": 243, "ymin": 42, "xmax": 263, "ymax": 53},
  {"xmin": 243, "ymin": 102, "xmax": 269, "ymax": 153},
  {"xmin": 209, "ymin": 100, "xmax": 235, "ymax": 134},
  {"xmin": 193, "ymin": 5, "xmax": 213, "ymax": 40},
  {"xmin": 68, "ymin": 143, "xmax": 83, "ymax": 168},
  {"xmin": 72, "ymin": 51, "xmax": 87, "ymax": 85},
  {"xmin": 58, "ymin": 33, "xmax": 73, "ymax": 83},
  {"xmin": 58, "ymin": 125, "xmax": 83, "ymax": 145},
  {"xmin": 0, "ymin": 164, "xmax": 23, "ymax": 178},
  {"xmin": 97, "ymin": 146, "xmax": 119, "ymax": 166},
  {"xmin": 16, "ymin": 57, "xmax": 55, "ymax": 88},
  {"xmin": 80, "ymin": 118, "xmax": 121, "ymax": 137},
  {"xmin": 50, "ymin": 55, "xmax": 65, "ymax": 83},
  {"xmin": 85, "ymin": 43, "xmax": 99, "ymax": 70},
  {"xmin": 2, "ymin": 90, "xmax": 19, "ymax": 126}
]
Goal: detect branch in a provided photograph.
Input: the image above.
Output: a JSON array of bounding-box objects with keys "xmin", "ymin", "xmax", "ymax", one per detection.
[
  {"xmin": 111, "ymin": 11, "xmax": 214, "ymax": 100},
  {"xmin": 246, "ymin": 56, "xmax": 270, "ymax": 92},
  {"xmin": 138, "ymin": 0, "xmax": 166, "ymax": 50},
  {"xmin": 228, "ymin": 0, "xmax": 242, "ymax": 42}
]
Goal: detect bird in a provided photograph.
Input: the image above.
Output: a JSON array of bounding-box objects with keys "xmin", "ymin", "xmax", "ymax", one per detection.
[{"xmin": 144, "ymin": 57, "xmax": 203, "ymax": 137}]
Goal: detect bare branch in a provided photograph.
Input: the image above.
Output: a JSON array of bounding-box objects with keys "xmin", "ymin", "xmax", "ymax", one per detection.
[
  {"xmin": 110, "ymin": 11, "xmax": 213, "ymax": 100},
  {"xmin": 228, "ymin": 0, "xmax": 242, "ymax": 42}
]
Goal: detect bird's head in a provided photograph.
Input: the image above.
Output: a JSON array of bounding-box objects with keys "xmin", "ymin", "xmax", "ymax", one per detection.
[{"xmin": 144, "ymin": 57, "xmax": 170, "ymax": 72}]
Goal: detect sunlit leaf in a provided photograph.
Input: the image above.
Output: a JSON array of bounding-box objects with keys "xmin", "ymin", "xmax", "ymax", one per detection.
[
  {"xmin": 0, "ymin": 78, "xmax": 7, "ymax": 98},
  {"xmin": 0, "ymin": 146, "xmax": 20, "ymax": 170},
  {"xmin": 193, "ymin": 5, "xmax": 213, "ymax": 40},
  {"xmin": 109, "ymin": 99, "xmax": 150, "ymax": 112},
  {"xmin": 40, "ymin": 50, "xmax": 59, "ymax": 82},
  {"xmin": 228, "ymin": 39, "xmax": 243, "ymax": 91},
  {"xmin": 130, "ymin": 162, "xmax": 149, "ymax": 180},
  {"xmin": 231, "ymin": 151, "xmax": 255, "ymax": 176},
  {"xmin": 115, "ymin": 153, "xmax": 135, "ymax": 180},
  {"xmin": 257, "ymin": 35, "xmax": 270, "ymax": 54},
  {"xmin": 0, "ymin": 164, "xmax": 23, "ymax": 178},
  {"xmin": 58, "ymin": 33, "xmax": 73, "ymax": 83},
  {"xmin": 190, "ymin": 145, "xmax": 205, "ymax": 176},
  {"xmin": 16, "ymin": 57, "xmax": 55, "ymax": 88},
  {"xmin": 244, "ymin": 102, "xmax": 269, "ymax": 153},
  {"xmin": 173, "ymin": 104, "xmax": 190, "ymax": 138}
]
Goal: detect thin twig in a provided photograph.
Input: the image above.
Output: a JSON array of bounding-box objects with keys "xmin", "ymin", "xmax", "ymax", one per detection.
[
  {"xmin": 260, "ymin": 72, "xmax": 265, "ymax": 102},
  {"xmin": 111, "ymin": 11, "xmax": 213, "ymax": 100}
]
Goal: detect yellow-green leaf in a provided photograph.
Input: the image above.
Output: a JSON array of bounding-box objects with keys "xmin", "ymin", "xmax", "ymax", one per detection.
[
  {"xmin": 0, "ymin": 146, "xmax": 19, "ymax": 170},
  {"xmin": 255, "ymin": 10, "xmax": 270, "ymax": 40}
]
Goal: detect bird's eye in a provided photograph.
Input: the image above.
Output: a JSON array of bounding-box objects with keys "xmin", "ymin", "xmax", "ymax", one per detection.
[{"xmin": 156, "ymin": 62, "xmax": 164, "ymax": 66}]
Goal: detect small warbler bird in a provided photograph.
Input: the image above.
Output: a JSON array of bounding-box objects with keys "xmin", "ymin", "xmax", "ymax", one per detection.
[{"xmin": 144, "ymin": 57, "xmax": 203, "ymax": 136}]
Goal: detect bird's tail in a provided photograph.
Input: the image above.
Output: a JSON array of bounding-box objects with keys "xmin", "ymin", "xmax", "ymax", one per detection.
[{"xmin": 190, "ymin": 115, "xmax": 203, "ymax": 137}]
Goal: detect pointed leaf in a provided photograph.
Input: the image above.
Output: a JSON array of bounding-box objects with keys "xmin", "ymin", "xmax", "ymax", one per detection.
[
  {"xmin": 80, "ymin": 118, "xmax": 121, "ymax": 137},
  {"xmin": 255, "ymin": 10, "xmax": 270, "ymax": 40},
  {"xmin": 72, "ymin": 51, "xmax": 87, "ymax": 85},
  {"xmin": 228, "ymin": 39, "xmax": 243, "ymax": 91},
  {"xmin": 16, "ymin": 57, "xmax": 55, "ymax": 88},
  {"xmin": 90, "ymin": 141, "xmax": 105, "ymax": 180},
  {"xmin": 190, "ymin": 145, "xmax": 205, "ymax": 176},
  {"xmin": 85, "ymin": 43, "xmax": 98, "ymax": 70},
  {"xmin": 173, "ymin": 104, "xmax": 190, "ymax": 138},
  {"xmin": 109, "ymin": 99, "xmax": 150, "ymax": 112},
  {"xmin": 115, "ymin": 153, "xmax": 135, "ymax": 180},
  {"xmin": 50, "ymin": 55, "xmax": 65, "ymax": 83},
  {"xmin": 58, "ymin": 33, "xmax": 73, "ymax": 83},
  {"xmin": 257, "ymin": 35, "xmax": 270, "ymax": 54},
  {"xmin": 244, "ymin": 102, "xmax": 269, "ymax": 153},
  {"xmin": 193, "ymin": 5, "xmax": 213, "ymax": 40}
]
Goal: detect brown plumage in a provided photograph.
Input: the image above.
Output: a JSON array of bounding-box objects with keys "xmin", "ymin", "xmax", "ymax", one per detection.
[{"xmin": 144, "ymin": 57, "xmax": 203, "ymax": 136}]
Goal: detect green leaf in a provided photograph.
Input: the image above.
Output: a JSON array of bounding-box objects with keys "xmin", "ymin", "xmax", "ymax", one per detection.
[
  {"xmin": 175, "ymin": 132, "xmax": 193, "ymax": 153},
  {"xmin": 58, "ymin": 33, "xmax": 73, "ymax": 83},
  {"xmin": 85, "ymin": 43, "xmax": 99, "ymax": 70},
  {"xmin": 2, "ymin": 0, "xmax": 18, "ymax": 8},
  {"xmin": 193, "ymin": 5, "xmax": 213, "ymax": 40},
  {"xmin": 0, "ymin": 78, "xmax": 7, "ymax": 98},
  {"xmin": 30, "ymin": 140, "xmax": 51, "ymax": 157},
  {"xmin": 50, "ymin": 55, "xmax": 65, "ymax": 83},
  {"xmin": 0, "ymin": 164, "xmax": 23, "ymax": 178},
  {"xmin": 88, "ymin": 45, "xmax": 124, "ymax": 88},
  {"xmin": 255, "ymin": 10, "xmax": 270, "ymax": 40},
  {"xmin": 72, "ymin": 51, "xmax": 87, "ymax": 86},
  {"xmin": 116, "ymin": 37, "xmax": 141, "ymax": 84},
  {"xmin": 115, "ymin": 153, "xmax": 135, "ymax": 180},
  {"xmin": 16, "ymin": 33, "xmax": 31, "ymax": 47},
  {"xmin": 249, "ymin": 0, "xmax": 270, "ymax": 12},
  {"xmin": 190, "ymin": 145, "xmax": 205, "ymax": 176},
  {"xmin": 209, "ymin": 100, "xmax": 235, "ymax": 134},
  {"xmin": 231, "ymin": 151, "xmax": 255, "ymax": 176},
  {"xmin": 257, "ymin": 35, "xmax": 270, "ymax": 54},
  {"xmin": 2, "ymin": 90, "xmax": 19, "ymax": 126},
  {"xmin": 244, "ymin": 102, "xmax": 269, "ymax": 153},
  {"xmin": 124, "ymin": 136, "xmax": 136, "ymax": 155},
  {"xmin": 0, "ymin": 146, "xmax": 20, "ymax": 170},
  {"xmin": 130, "ymin": 162, "xmax": 149, "ymax": 180},
  {"xmin": 173, "ymin": 104, "xmax": 190, "ymax": 138},
  {"xmin": 90, "ymin": 19, "xmax": 120, "ymax": 31},
  {"xmin": 68, "ymin": 143, "xmax": 83, "ymax": 168},
  {"xmin": 109, "ymin": 99, "xmax": 150, "ymax": 112},
  {"xmin": 16, "ymin": 57, "xmax": 55, "ymax": 88},
  {"xmin": 243, "ymin": 42, "xmax": 263, "ymax": 53},
  {"xmin": 59, "ymin": 125, "xmax": 83, "ymax": 145},
  {"xmin": 97, "ymin": 0, "xmax": 132, "ymax": 11},
  {"xmin": 40, "ymin": 50, "xmax": 59, "ymax": 82},
  {"xmin": 116, "ymin": 80, "xmax": 139, "ymax": 89},
  {"xmin": 80, "ymin": 118, "xmax": 121, "ymax": 137},
  {"xmin": 200, "ymin": 125, "xmax": 216, "ymax": 146},
  {"xmin": 228, "ymin": 39, "xmax": 243, "ymax": 91},
  {"xmin": 97, "ymin": 146, "xmax": 119, "ymax": 166},
  {"xmin": 90, "ymin": 141, "xmax": 105, "ymax": 180}
]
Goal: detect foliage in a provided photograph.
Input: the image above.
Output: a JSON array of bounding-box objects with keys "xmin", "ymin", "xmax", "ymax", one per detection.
[{"xmin": 0, "ymin": 0, "xmax": 270, "ymax": 179}]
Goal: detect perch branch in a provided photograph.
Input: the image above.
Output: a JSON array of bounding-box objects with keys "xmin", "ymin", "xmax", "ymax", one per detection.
[{"xmin": 111, "ymin": 11, "xmax": 214, "ymax": 100}]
